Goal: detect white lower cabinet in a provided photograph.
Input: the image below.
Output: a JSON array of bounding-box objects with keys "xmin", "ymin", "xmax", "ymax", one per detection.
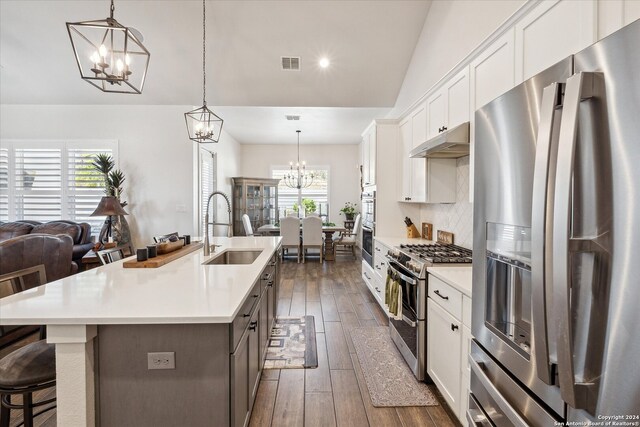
[
  {"xmin": 427, "ymin": 298, "xmax": 462, "ymax": 414},
  {"xmin": 362, "ymin": 261, "xmax": 385, "ymax": 309},
  {"xmin": 427, "ymin": 275, "xmax": 473, "ymax": 425}
]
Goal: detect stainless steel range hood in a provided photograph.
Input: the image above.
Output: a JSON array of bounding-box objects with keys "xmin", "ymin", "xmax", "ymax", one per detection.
[{"xmin": 409, "ymin": 122, "xmax": 470, "ymax": 158}]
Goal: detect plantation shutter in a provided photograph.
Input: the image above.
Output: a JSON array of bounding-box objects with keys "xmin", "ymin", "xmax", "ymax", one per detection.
[
  {"xmin": 67, "ymin": 147, "xmax": 114, "ymax": 234},
  {"xmin": 0, "ymin": 148, "xmax": 9, "ymax": 222},
  {"xmin": 13, "ymin": 148, "xmax": 63, "ymax": 221},
  {"xmin": 199, "ymin": 147, "xmax": 216, "ymax": 237},
  {"xmin": 0, "ymin": 140, "xmax": 117, "ymax": 234}
]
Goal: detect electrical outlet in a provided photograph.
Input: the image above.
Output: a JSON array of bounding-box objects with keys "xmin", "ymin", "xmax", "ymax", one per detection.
[{"xmin": 147, "ymin": 352, "xmax": 175, "ymax": 370}]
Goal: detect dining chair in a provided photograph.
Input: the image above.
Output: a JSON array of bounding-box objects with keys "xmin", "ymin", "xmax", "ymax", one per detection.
[
  {"xmin": 242, "ymin": 214, "xmax": 254, "ymax": 236},
  {"xmin": 302, "ymin": 216, "xmax": 323, "ymax": 263},
  {"xmin": 334, "ymin": 214, "xmax": 361, "ymax": 259},
  {"xmin": 0, "ymin": 265, "xmax": 56, "ymax": 427},
  {"xmin": 280, "ymin": 216, "xmax": 301, "ymax": 263},
  {"xmin": 97, "ymin": 243, "xmax": 133, "ymax": 265}
]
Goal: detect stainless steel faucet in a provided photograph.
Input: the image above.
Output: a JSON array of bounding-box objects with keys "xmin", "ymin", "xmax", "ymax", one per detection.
[{"xmin": 203, "ymin": 191, "xmax": 232, "ymax": 256}]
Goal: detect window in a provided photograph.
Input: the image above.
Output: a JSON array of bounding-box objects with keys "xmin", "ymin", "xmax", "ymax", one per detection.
[
  {"xmin": 0, "ymin": 140, "xmax": 118, "ymax": 234},
  {"xmin": 271, "ymin": 167, "xmax": 329, "ymax": 220},
  {"xmin": 197, "ymin": 146, "xmax": 217, "ymax": 237}
]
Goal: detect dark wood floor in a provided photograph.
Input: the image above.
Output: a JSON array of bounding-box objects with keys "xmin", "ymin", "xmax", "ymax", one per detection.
[
  {"xmin": 2, "ymin": 252, "xmax": 458, "ymax": 427},
  {"xmin": 248, "ymin": 253, "xmax": 458, "ymax": 427}
]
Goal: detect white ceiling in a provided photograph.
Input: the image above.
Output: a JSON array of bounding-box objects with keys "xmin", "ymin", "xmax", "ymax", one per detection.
[{"xmin": 0, "ymin": 0, "xmax": 431, "ymax": 144}]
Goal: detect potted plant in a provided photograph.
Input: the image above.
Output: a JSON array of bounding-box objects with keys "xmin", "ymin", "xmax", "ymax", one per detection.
[
  {"xmin": 339, "ymin": 202, "xmax": 357, "ymax": 221},
  {"xmin": 292, "ymin": 198, "xmax": 317, "ymax": 216},
  {"xmin": 92, "ymin": 154, "xmax": 131, "ymax": 245}
]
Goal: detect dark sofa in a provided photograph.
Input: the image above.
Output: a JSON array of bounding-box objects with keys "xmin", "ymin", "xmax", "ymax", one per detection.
[{"xmin": 0, "ymin": 220, "xmax": 94, "ymax": 262}]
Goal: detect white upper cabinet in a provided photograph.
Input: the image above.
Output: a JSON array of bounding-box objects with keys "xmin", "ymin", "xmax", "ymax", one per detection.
[
  {"xmin": 515, "ymin": 0, "xmax": 596, "ymax": 83},
  {"xmin": 426, "ymin": 91, "xmax": 446, "ymax": 140},
  {"xmin": 446, "ymin": 67, "xmax": 470, "ymax": 130},
  {"xmin": 470, "ymin": 28, "xmax": 516, "ymax": 112},
  {"xmin": 411, "ymin": 104, "xmax": 427, "ymax": 147},
  {"xmin": 426, "ymin": 67, "xmax": 470, "ymax": 140},
  {"xmin": 399, "ymin": 118, "xmax": 413, "ymax": 201},
  {"xmin": 361, "ymin": 124, "xmax": 376, "ymax": 186},
  {"xmin": 598, "ymin": 0, "xmax": 640, "ymax": 41}
]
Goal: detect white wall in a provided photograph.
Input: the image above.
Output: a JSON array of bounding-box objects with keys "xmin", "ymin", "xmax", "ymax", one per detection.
[
  {"xmin": 390, "ymin": 0, "xmax": 525, "ymax": 118},
  {"xmin": 0, "ymin": 104, "xmax": 241, "ymax": 247},
  {"xmin": 240, "ymin": 144, "xmax": 360, "ymax": 223}
]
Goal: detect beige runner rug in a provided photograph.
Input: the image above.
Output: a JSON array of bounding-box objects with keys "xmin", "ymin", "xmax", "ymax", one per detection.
[{"xmin": 351, "ymin": 326, "xmax": 438, "ymax": 407}]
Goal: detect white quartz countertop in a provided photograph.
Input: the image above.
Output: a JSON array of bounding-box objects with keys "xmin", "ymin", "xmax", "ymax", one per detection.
[
  {"xmin": 427, "ymin": 266, "xmax": 473, "ymax": 297},
  {"xmin": 0, "ymin": 237, "xmax": 282, "ymax": 325}
]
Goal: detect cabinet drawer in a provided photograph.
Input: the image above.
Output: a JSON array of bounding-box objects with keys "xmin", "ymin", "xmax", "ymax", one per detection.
[
  {"xmin": 373, "ymin": 255, "xmax": 388, "ymax": 281},
  {"xmin": 428, "ymin": 275, "xmax": 463, "ymax": 320},
  {"xmin": 231, "ymin": 280, "xmax": 261, "ymax": 352},
  {"xmin": 462, "ymin": 295, "xmax": 472, "ymax": 327}
]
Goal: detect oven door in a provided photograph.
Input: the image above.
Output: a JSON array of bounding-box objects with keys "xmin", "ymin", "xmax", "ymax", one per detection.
[
  {"xmin": 361, "ymin": 226, "xmax": 373, "ymax": 266},
  {"xmin": 387, "ymin": 259, "xmax": 426, "ymax": 380}
]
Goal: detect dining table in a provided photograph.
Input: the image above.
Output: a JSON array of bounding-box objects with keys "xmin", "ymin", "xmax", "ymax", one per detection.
[{"xmin": 256, "ymin": 224, "xmax": 346, "ymax": 261}]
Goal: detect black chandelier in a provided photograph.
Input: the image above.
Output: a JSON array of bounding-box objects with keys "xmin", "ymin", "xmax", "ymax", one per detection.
[
  {"xmin": 185, "ymin": 0, "xmax": 224, "ymax": 143},
  {"xmin": 66, "ymin": 0, "xmax": 150, "ymax": 94},
  {"xmin": 283, "ymin": 130, "xmax": 314, "ymax": 189}
]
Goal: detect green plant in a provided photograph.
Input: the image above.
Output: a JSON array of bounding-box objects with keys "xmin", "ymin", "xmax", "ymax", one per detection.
[
  {"xmin": 92, "ymin": 153, "xmax": 127, "ymax": 205},
  {"xmin": 292, "ymin": 198, "xmax": 317, "ymax": 215},
  {"xmin": 339, "ymin": 202, "xmax": 357, "ymax": 216}
]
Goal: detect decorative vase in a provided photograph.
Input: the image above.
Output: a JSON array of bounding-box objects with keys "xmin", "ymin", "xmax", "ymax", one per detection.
[
  {"xmin": 99, "ymin": 215, "xmax": 132, "ymax": 245},
  {"xmin": 345, "ymin": 213, "xmax": 354, "ymax": 221}
]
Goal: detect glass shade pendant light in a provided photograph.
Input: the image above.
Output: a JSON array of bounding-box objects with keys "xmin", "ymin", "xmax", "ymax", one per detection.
[
  {"xmin": 185, "ymin": 0, "xmax": 224, "ymax": 143},
  {"xmin": 283, "ymin": 130, "xmax": 315, "ymax": 189},
  {"xmin": 66, "ymin": 0, "xmax": 150, "ymax": 94}
]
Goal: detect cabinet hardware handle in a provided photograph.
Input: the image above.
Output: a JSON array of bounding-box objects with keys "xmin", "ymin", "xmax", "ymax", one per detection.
[
  {"xmin": 267, "ymin": 281, "xmax": 274, "ymax": 287},
  {"xmin": 375, "ymin": 247, "xmax": 381, "ymax": 251},
  {"xmin": 451, "ymin": 324, "xmax": 459, "ymax": 331},
  {"xmin": 434, "ymin": 290, "xmax": 449, "ymax": 300},
  {"xmin": 364, "ymin": 272, "xmax": 371, "ymax": 280},
  {"xmin": 253, "ymin": 294, "xmax": 260, "ymax": 298},
  {"xmin": 243, "ymin": 313, "xmax": 250, "ymax": 318},
  {"xmin": 376, "ymin": 265, "xmax": 382, "ymax": 270},
  {"xmin": 249, "ymin": 321, "xmax": 258, "ymax": 331},
  {"xmin": 375, "ymin": 287, "xmax": 380, "ymax": 292}
]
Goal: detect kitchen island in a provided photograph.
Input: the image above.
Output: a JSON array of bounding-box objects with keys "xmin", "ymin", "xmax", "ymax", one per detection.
[{"xmin": 0, "ymin": 236, "xmax": 282, "ymax": 427}]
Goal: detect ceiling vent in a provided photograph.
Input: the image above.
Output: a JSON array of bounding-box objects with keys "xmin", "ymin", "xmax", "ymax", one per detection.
[
  {"xmin": 281, "ymin": 57, "xmax": 300, "ymax": 71},
  {"xmin": 285, "ymin": 115, "xmax": 301, "ymax": 121}
]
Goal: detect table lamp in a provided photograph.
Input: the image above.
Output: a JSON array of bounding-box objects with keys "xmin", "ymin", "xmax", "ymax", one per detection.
[{"xmin": 90, "ymin": 196, "xmax": 129, "ymax": 243}]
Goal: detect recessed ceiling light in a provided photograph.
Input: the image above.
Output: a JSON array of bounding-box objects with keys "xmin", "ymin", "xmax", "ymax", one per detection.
[{"xmin": 319, "ymin": 57, "xmax": 330, "ymax": 68}]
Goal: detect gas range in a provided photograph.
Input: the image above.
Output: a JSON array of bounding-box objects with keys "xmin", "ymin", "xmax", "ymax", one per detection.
[{"xmin": 386, "ymin": 243, "xmax": 473, "ymax": 279}]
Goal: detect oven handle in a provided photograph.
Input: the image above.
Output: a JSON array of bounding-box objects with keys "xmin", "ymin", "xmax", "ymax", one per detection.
[{"xmin": 385, "ymin": 260, "xmax": 418, "ymax": 285}]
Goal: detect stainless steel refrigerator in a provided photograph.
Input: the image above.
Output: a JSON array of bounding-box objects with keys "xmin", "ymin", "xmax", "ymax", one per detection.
[{"xmin": 470, "ymin": 19, "xmax": 640, "ymax": 426}]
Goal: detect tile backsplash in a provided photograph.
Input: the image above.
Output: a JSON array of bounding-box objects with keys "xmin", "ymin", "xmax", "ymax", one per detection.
[{"xmin": 419, "ymin": 156, "xmax": 473, "ymax": 249}]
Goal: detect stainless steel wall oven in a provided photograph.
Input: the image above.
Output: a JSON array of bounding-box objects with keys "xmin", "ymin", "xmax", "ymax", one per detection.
[{"xmin": 361, "ymin": 189, "xmax": 375, "ymax": 266}]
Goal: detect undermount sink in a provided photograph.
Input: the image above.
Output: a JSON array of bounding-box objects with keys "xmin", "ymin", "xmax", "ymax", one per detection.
[{"xmin": 203, "ymin": 249, "xmax": 263, "ymax": 265}]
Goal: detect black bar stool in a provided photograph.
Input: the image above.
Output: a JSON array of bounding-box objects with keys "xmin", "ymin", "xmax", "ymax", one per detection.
[
  {"xmin": 0, "ymin": 340, "xmax": 56, "ymax": 427},
  {"xmin": 0, "ymin": 265, "xmax": 56, "ymax": 427}
]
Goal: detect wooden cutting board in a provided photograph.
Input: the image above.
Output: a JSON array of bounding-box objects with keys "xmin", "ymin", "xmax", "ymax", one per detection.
[{"xmin": 123, "ymin": 242, "xmax": 204, "ymax": 268}]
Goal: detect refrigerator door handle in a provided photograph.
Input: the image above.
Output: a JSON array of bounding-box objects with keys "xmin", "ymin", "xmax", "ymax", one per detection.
[
  {"xmin": 531, "ymin": 82, "xmax": 562, "ymax": 386},
  {"xmin": 552, "ymin": 71, "xmax": 603, "ymax": 410}
]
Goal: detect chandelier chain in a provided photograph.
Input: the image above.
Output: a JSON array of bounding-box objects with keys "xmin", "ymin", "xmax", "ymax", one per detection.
[
  {"xmin": 202, "ymin": 0, "xmax": 206, "ymax": 106},
  {"xmin": 110, "ymin": 0, "xmax": 115, "ymax": 19}
]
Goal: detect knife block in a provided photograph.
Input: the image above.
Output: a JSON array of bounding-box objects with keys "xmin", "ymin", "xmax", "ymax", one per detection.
[{"xmin": 406, "ymin": 224, "xmax": 421, "ymax": 238}]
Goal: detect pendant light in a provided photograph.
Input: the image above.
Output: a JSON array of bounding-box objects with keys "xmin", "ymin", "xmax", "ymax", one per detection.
[
  {"xmin": 66, "ymin": 0, "xmax": 150, "ymax": 94},
  {"xmin": 283, "ymin": 130, "xmax": 314, "ymax": 189},
  {"xmin": 185, "ymin": 0, "xmax": 224, "ymax": 143}
]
